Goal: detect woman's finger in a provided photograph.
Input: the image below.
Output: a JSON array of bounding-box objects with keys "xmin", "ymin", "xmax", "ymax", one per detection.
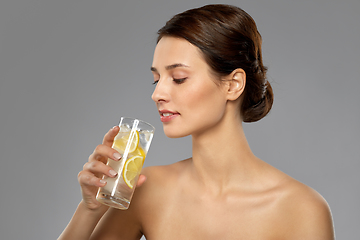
[
  {"xmin": 89, "ymin": 144, "xmax": 122, "ymax": 164},
  {"xmin": 136, "ymin": 174, "xmax": 147, "ymax": 187},
  {"xmin": 78, "ymin": 170, "xmax": 106, "ymax": 188},
  {"xmin": 83, "ymin": 160, "xmax": 118, "ymax": 179},
  {"xmin": 102, "ymin": 125, "xmax": 120, "ymax": 147}
]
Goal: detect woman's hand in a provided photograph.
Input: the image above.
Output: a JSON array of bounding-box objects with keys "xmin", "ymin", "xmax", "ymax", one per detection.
[{"xmin": 77, "ymin": 126, "xmax": 146, "ymax": 211}]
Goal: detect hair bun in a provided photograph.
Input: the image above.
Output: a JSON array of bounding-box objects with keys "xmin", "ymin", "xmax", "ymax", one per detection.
[{"xmin": 242, "ymin": 80, "xmax": 273, "ymax": 122}]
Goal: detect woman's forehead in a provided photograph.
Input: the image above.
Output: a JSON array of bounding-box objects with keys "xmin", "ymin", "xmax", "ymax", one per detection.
[{"xmin": 152, "ymin": 37, "xmax": 204, "ymax": 70}]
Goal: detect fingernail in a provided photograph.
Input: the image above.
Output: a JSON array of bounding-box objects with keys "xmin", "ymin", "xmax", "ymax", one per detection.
[
  {"xmin": 109, "ymin": 169, "xmax": 117, "ymax": 177},
  {"xmin": 100, "ymin": 179, "xmax": 107, "ymax": 185},
  {"xmin": 113, "ymin": 152, "xmax": 121, "ymax": 160},
  {"xmin": 111, "ymin": 126, "xmax": 117, "ymax": 130}
]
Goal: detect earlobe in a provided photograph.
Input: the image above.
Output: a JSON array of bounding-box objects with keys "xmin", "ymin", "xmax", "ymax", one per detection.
[{"xmin": 226, "ymin": 68, "xmax": 246, "ymax": 101}]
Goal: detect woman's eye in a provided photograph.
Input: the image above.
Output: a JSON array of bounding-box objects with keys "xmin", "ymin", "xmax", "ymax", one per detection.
[
  {"xmin": 173, "ymin": 78, "xmax": 187, "ymax": 84},
  {"xmin": 152, "ymin": 80, "xmax": 159, "ymax": 85}
]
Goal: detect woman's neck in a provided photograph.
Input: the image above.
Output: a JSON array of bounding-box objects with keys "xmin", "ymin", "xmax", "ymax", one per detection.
[{"xmin": 190, "ymin": 114, "xmax": 261, "ymax": 195}]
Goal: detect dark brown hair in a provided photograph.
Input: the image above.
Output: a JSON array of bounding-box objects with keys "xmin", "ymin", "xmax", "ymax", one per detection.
[{"xmin": 157, "ymin": 4, "xmax": 273, "ymax": 122}]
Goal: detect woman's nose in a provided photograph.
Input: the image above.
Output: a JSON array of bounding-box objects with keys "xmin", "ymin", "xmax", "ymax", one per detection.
[{"xmin": 151, "ymin": 79, "xmax": 170, "ymax": 103}]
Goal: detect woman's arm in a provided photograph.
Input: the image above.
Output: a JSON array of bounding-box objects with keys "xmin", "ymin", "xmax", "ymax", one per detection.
[
  {"xmin": 58, "ymin": 126, "xmax": 146, "ymax": 239},
  {"xmin": 58, "ymin": 201, "xmax": 109, "ymax": 240}
]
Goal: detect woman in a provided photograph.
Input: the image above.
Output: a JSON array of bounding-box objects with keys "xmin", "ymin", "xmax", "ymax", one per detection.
[{"xmin": 59, "ymin": 4, "xmax": 334, "ymax": 239}]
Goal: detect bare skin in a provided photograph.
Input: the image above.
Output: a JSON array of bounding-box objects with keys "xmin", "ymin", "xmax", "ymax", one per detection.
[{"xmin": 58, "ymin": 37, "xmax": 334, "ymax": 239}]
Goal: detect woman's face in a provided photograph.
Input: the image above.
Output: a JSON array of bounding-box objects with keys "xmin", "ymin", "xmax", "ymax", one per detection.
[{"xmin": 151, "ymin": 36, "xmax": 228, "ymax": 138}]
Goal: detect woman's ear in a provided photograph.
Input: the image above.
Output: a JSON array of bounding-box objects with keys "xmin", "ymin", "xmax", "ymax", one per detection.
[{"xmin": 224, "ymin": 68, "xmax": 246, "ymax": 101}]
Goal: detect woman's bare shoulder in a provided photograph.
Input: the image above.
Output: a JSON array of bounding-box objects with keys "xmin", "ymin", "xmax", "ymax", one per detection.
[
  {"xmin": 134, "ymin": 159, "xmax": 191, "ymax": 200},
  {"xmin": 130, "ymin": 159, "xmax": 191, "ymax": 222},
  {"xmin": 279, "ymin": 176, "xmax": 331, "ymax": 213},
  {"xmin": 274, "ymin": 175, "xmax": 335, "ymax": 239},
  {"xmin": 142, "ymin": 158, "xmax": 191, "ymax": 183},
  {"xmin": 262, "ymin": 163, "xmax": 331, "ymax": 212}
]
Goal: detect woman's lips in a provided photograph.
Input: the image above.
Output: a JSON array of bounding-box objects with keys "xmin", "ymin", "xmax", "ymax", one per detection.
[{"xmin": 159, "ymin": 110, "xmax": 179, "ymax": 122}]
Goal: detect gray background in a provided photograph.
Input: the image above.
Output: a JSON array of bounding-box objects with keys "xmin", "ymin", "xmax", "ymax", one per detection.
[{"xmin": 0, "ymin": 0, "xmax": 359, "ymax": 239}]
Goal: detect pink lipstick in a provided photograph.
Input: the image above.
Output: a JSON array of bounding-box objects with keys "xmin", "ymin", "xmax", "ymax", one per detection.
[{"xmin": 159, "ymin": 110, "xmax": 179, "ymax": 122}]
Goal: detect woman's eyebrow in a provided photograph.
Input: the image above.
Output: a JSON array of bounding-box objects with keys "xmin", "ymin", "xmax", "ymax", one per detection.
[
  {"xmin": 165, "ymin": 63, "xmax": 189, "ymax": 70},
  {"xmin": 151, "ymin": 63, "xmax": 189, "ymax": 72},
  {"xmin": 150, "ymin": 67, "xmax": 158, "ymax": 72}
]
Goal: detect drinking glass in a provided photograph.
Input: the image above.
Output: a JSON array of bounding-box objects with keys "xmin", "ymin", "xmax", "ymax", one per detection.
[{"xmin": 96, "ymin": 117, "xmax": 155, "ymax": 209}]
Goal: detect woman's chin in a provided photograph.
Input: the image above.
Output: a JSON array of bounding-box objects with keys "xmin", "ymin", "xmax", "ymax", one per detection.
[{"xmin": 163, "ymin": 127, "xmax": 190, "ymax": 139}]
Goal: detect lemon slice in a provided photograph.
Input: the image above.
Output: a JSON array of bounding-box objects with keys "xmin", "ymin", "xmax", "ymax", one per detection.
[
  {"xmin": 132, "ymin": 145, "xmax": 146, "ymax": 158},
  {"xmin": 113, "ymin": 130, "xmax": 139, "ymax": 153},
  {"xmin": 122, "ymin": 155, "xmax": 144, "ymax": 189}
]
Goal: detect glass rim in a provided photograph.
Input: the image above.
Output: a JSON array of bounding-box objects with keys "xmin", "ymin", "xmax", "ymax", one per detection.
[{"xmin": 119, "ymin": 116, "xmax": 155, "ymax": 131}]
